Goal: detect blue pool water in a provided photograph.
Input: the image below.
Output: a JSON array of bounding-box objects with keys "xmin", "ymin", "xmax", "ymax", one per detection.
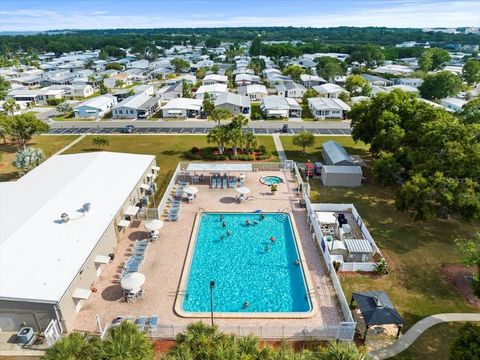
[
  {"xmin": 260, "ymin": 176, "xmax": 283, "ymax": 185},
  {"xmin": 182, "ymin": 212, "xmax": 312, "ymax": 313}
]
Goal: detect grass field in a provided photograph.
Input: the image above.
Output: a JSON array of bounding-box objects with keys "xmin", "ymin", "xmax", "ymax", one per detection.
[
  {"xmin": 64, "ymin": 135, "xmax": 278, "ymax": 201},
  {"xmin": 298, "ymin": 139, "xmax": 479, "ymax": 331},
  {"xmin": 280, "ymin": 136, "xmax": 369, "ymax": 163},
  {"xmin": 391, "ymin": 323, "xmax": 464, "ymax": 360},
  {"xmin": 0, "ymin": 135, "xmax": 79, "ymax": 181}
]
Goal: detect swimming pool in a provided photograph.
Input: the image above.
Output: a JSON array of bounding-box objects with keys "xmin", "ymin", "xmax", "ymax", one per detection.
[
  {"xmin": 260, "ymin": 176, "xmax": 283, "ymax": 185},
  {"xmin": 180, "ymin": 212, "xmax": 313, "ymax": 315}
]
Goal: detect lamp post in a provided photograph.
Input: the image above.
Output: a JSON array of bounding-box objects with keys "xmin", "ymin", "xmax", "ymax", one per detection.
[{"xmin": 209, "ymin": 280, "xmax": 215, "ymax": 326}]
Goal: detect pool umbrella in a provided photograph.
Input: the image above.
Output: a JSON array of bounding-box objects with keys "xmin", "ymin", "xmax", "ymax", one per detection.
[
  {"xmin": 144, "ymin": 219, "xmax": 164, "ymax": 231},
  {"xmin": 183, "ymin": 186, "xmax": 199, "ymax": 195},
  {"xmin": 235, "ymin": 186, "xmax": 251, "ymax": 195},
  {"xmin": 121, "ymin": 272, "xmax": 146, "ymax": 291}
]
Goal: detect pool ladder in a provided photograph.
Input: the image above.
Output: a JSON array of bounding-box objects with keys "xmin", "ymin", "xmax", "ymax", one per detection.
[{"xmin": 198, "ymin": 207, "xmax": 208, "ymax": 215}]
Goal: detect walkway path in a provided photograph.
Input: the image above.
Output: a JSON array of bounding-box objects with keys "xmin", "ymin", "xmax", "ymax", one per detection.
[
  {"xmin": 370, "ymin": 313, "xmax": 480, "ymax": 360},
  {"xmin": 53, "ymin": 133, "xmax": 86, "ymax": 156},
  {"xmin": 272, "ymin": 134, "xmax": 287, "ymax": 162}
]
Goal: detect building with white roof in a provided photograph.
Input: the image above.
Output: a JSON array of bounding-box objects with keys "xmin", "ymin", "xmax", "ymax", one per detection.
[
  {"xmin": 313, "ymin": 83, "xmax": 347, "ymax": 99},
  {"xmin": 0, "ymin": 152, "xmax": 158, "ymax": 333},
  {"xmin": 261, "ymin": 95, "xmax": 301, "ymax": 119},
  {"xmin": 441, "ymin": 97, "xmax": 467, "ymax": 112},
  {"xmin": 194, "ymin": 83, "xmax": 228, "ymax": 100},
  {"xmin": 160, "ymin": 97, "xmax": 203, "ymax": 118},
  {"xmin": 112, "ymin": 93, "xmax": 160, "ymax": 119},
  {"xmin": 214, "ymin": 92, "xmax": 251, "ymax": 117},
  {"xmin": 74, "ymin": 94, "xmax": 117, "ymax": 118},
  {"xmin": 234, "ymin": 73, "xmax": 261, "ymax": 86},
  {"xmin": 308, "ymin": 98, "xmax": 351, "ymax": 120},
  {"xmin": 238, "ymin": 84, "xmax": 268, "ymax": 101},
  {"xmin": 275, "ymin": 82, "xmax": 307, "ymax": 99},
  {"xmin": 300, "ymin": 74, "xmax": 326, "ymax": 88},
  {"xmin": 202, "ymin": 74, "xmax": 228, "ymax": 86}
]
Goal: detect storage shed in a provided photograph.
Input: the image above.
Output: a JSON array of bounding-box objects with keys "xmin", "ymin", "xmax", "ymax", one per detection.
[
  {"xmin": 321, "ymin": 166, "xmax": 362, "ymax": 187},
  {"xmin": 345, "ymin": 239, "xmax": 373, "ymax": 262},
  {"xmin": 322, "ymin": 140, "xmax": 355, "ymax": 166}
]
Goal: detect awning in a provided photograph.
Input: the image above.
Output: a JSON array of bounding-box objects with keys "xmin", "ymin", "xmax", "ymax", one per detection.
[
  {"xmin": 72, "ymin": 288, "xmax": 91, "ymax": 300},
  {"xmin": 140, "ymin": 184, "xmax": 150, "ymax": 190},
  {"xmin": 118, "ymin": 219, "xmax": 131, "ymax": 228},
  {"xmin": 94, "ymin": 255, "xmax": 110, "ymax": 264},
  {"xmin": 124, "ymin": 206, "xmax": 139, "ymax": 216},
  {"xmin": 152, "ymin": 166, "xmax": 160, "ymax": 171},
  {"xmin": 345, "ymin": 239, "xmax": 373, "ymax": 253},
  {"xmin": 269, "ymin": 110, "xmax": 288, "ymax": 115},
  {"xmin": 316, "ymin": 211, "xmax": 337, "ymax": 224},
  {"xmin": 186, "ymin": 163, "xmax": 253, "ymax": 173}
]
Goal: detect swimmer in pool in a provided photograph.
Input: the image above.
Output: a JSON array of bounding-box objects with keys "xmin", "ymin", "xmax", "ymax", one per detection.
[
  {"xmin": 270, "ymin": 236, "xmax": 276, "ymax": 243},
  {"xmin": 243, "ymin": 301, "xmax": 250, "ymax": 308},
  {"xmin": 294, "ymin": 259, "xmax": 300, "ymax": 266},
  {"xmin": 226, "ymin": 230, "xmax": 231, "ymax": 236},
  {"xmin": 222, "ymin": 221, "xmax": 227, "ymax": 228},
  {"xmin": 246, "ymin": 220, "xmax": 251, "ymax": 226},
  {"xmin": 265, "ymin": 244, "xmax": 269, "ymax": 253}
]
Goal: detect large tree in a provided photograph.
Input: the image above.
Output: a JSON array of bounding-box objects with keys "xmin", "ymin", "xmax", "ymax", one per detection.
[
  {"xmin": 345, "ymin": 75, "xmax": 371, "ymax": 96},
  {"xmin": 249, "ymin": 36, "xmax": 262, "ymax": 57},
  {"xmin": 3, "ymin": 98, "xmax": 19, "ymax": 115},
  {"xmin": 456, "ymin": 233, "xmax": 480, "ymax": 297},
  {"xmin": 42, "ymin": 332, "xmax": 100, "ymax": 360},
  {"xmin": 463, "ymin": 59, "xmax": 480, "ymax": 85},
  {"xmin": 170, "ymin": 58, "xmax": 190, "ymax": 74},
  {"xmin": 282, "ymin": 64, "xmax": 304, "ymax": 82},
  {"xmin": 316, "ymin": 57, "xmax": 345, "ymax": 82},
  {"xmin": 351, "ymin": 89, "xmax": 480, "ymax": 220},
  {"xmin": 418, "ymin": 48, "xmax": 451, "ymax": 72},
  {"xmin": 461, "ymin": 97, "xmax": 480, "ymax": 124},
  {"xmin": 0, "ymin": 75, "xmax": 10, "ymax": 100},
  {"xmin": 100, "ymin": 321, "xmax": 153, "ymax": 360},
  {"xmin": 202, "ymin": 92, "xmax": 215, "ymax": 117},
  {"xmin": 292, "ymin": 130, "xmax": 315, "ymax": 153},
  {"xmin": 450, "ymin": 323, "xmax": 480, "ymax": 360},
  {"xmin": 207, "ymin": 125, "xmax": 230, "ymax": 154},
  {"xmin": 419, "ymin": 71, "xmax": 462, "ymax": 100},
  {"xmin": 9, "ymin": 113, "xmax": 49, "ymax": 147}
]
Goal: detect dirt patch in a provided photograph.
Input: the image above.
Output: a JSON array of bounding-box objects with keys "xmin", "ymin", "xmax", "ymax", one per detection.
[
  {"xmin": 442, "ymin": 264, "xmax": 480, "ymax": 307},
  {"xmin": 153, "ymin": 339, "xmax": 176, "ymax": 354}
]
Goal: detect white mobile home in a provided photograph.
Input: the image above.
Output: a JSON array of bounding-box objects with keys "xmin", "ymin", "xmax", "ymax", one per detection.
[{"xmin": 74, "ymin": 94, "xmax": 117, "ymax": 118}]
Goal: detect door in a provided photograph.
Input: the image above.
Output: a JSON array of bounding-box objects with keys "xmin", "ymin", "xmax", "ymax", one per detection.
[{"xmin": 44, "ymin": 319, "xmax": 61, "ymax": 347}]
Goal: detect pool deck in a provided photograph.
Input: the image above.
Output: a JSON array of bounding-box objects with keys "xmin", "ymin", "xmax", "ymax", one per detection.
[{"xmin": 73, "ymin": 170, "xmax": 342, "ymax": 335}]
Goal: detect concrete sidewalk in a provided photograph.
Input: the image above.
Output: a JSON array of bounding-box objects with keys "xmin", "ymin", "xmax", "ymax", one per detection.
[
  {"xmin": 53, "ymin": 134, "xmax": 86, "ymax": 156},
  {"xmin": 370, "ymin": 313, "xmax": 480, "ymax": 359},
  {"xmin": 272, "ymin": 134, "xmax": 287, "ymax": 162}
]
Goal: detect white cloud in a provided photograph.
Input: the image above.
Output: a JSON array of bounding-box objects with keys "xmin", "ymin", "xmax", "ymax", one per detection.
[{"xmin": 0, "ymin": 1, "xmax": 479, "ymax": 31}]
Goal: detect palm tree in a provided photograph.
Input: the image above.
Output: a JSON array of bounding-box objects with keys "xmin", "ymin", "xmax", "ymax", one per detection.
[
  {"xmin": 228, "ymin": 127, "xmax": 244, "ymax": 155},
  {"xmin": 12, "ymin": 146, "xmax": 44, "ymax": 172},
  {"xmin": 42, "ymin": 332, "xmax": 100, "ymax": 360},
  {"xmin": 100, "ymin": 321, "xmax": 154, "ymax": 360},
  {"xmin": 230, "ymin": 114, "xmax": 249, "ymax": 129},
  {"xmin": 164, "ymin": 343, "xmax": 195, "ymax": 360},
  {"xmin": 175, "ymin": 322, "xmax": 225, "ymax": 359},
  {"xmin": 207, "ymin": 125, "xmax": 230, "ymax": 155},
  {"xmin": 244, "ymin": 132, "xmax": 258, "ymax": 154},
  {"xmin": 209, "ymin": 108, "xmax": 231, "ymax": 125},
  {"xmin": 319, "ymin": 341, "xmax": 370, "ymax": 360}
]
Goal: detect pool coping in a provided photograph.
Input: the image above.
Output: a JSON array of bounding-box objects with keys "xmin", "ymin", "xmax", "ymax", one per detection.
[{"xmin": 174, "ymin": 211, "xmax": 319, "ymax": 319}]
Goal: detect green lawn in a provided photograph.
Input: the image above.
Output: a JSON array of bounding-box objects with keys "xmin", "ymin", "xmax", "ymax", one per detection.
[
  {"xmin": 280, "ymin": 136, "xmax": 369, "ymax": 163},
  {"xmin": 300, "ymin": 139, "xmax": 479, "ymax": 330},
  {"xmin": 0, "ymin": 135, "xmax": 79, "ymax": 181},
  {"xmin": 392, "ymin": 323, "xmax": 464, "ymax": 360},
  {"xmin": 64, "ymin": 135, "xmax": 278, "ymax": 202}
]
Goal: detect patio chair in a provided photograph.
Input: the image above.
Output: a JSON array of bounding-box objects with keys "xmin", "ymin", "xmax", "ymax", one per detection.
[
  {"xmin": 136, "ymin": 316, "xmax": 147, "ymax": 332},
  {"xmin": 148, "ymin": 315, "xmax": 159, "ymax": 332},
  {"xmin": 228, "ymin": 177, "xmax": 237, "ymax": 188},
  {"xmin": 168, "ymin": 213, "xmax": 179, "ymax": 221},
  {"xmin": 240, "ymin": 178, "xmax": 245, "ymax": 187},
  {"xmin": 222, "ymin": 178, "xmax": 228, "ymax": 189}
]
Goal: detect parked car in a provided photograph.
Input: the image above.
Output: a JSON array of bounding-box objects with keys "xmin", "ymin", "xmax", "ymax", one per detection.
[
  {"xmin": 281, "ymin": 124, "xmax": 289, "ymax": 133},
  {"xmin": 122, "ymin": 125, "xmax": 135, "ymax": 133}
]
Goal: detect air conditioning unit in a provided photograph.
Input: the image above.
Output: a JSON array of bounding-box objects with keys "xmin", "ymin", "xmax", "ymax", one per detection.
[{"xmin": 17, "ymin": 327, "xmax": 34, "ymax": 344}]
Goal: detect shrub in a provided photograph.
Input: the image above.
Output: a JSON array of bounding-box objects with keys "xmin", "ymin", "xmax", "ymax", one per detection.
[
  {"xmin": 191, "ymin": 146, "xmax": 200, "ymax": 153},
  {"xmin": 229, "ymin": 154, "xmax": 254, "ymax": 161},
  {"xmin": 257, "ymin": 144, "xmax": 267, "ymax": 154},
  {"xmin": 46, "ymin": 98, "xmax": 63, "ymax": 106},
  {"xmin": 184, "ymin": 150, "xmax": 203, "ymax": 160},
  {"xmin": 256, "ymin": 152, "xmax": 272, "ymax": 160}
]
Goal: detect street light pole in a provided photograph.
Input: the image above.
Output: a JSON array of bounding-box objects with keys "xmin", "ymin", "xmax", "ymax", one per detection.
[{"xmin": 209, "ymin": 280, "xmax": 215, "ymax": 326}]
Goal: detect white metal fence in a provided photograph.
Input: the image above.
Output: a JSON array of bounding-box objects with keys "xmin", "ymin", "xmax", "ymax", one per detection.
[{"xmin": 341, "ymin": 262, "xmax": 377, "ymax": 272}]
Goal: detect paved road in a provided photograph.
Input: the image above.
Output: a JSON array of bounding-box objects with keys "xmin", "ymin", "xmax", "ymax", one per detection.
[
  {"xmin": 370, "ymin": 313, "xmax": 480, "ymax": 360},
  {"xmin": 47, "ymin": 125, "xmax": 351, "ymax": 136}
]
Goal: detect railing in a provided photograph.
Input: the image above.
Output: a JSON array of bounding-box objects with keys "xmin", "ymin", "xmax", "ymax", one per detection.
[
  {"xmin": 303, "ymin": 194, "xmax": 355, "ymax": 325},
  {"xmin": 340, "ymin": 262, "xmax": 377, "ymax": 272},
  {"xmin": 155, "ymin": 163, "xmax": 182, "ymax": 218}
]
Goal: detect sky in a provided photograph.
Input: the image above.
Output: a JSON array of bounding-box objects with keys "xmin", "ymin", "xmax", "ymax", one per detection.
[{"xmin": 0, "ymin": 0, "xmax": 479, "ymax": 32}]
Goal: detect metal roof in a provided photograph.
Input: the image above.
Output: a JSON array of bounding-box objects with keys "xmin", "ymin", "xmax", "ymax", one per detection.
[
  {"xmin": 345, "ymin": 239, "xmax": 373, "ymax": 253},
  {"xmin": 352, "ymin": 291, "xmax": 403, "ymax": 326},
  {"xmin": 322, "ymin": 140, "xmax": 355, "ymax": 166}
]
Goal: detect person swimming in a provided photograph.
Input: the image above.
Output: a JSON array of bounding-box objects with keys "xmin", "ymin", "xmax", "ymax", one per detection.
[
  {"xmin": 226, "ymin": 230, "xmax": 231, "ymax": 236},
  {"xmin": 265, "ymin": 244, "xmax": 269, "ymax": 253},
  {"xmin": 253, "ymin": 220, "xmax": 258, "ymax": 225},
  {"xmin": 222, "ymin": 221, "xmax": 227, "ymax": 228},
  {"xmin": 246, "ymin": 220, "xmax": 251, "ymax": 226},
  {"xmin": 294, "ymin": 259, "xmax": 300, "ymax": 266},
  {"xmin": 243, "ymin": 301, "xmax": 250, "ymax": 309},
  {"xmin": 260, "ymin": 214, "xmax": 265, "ymax": 220},
  {"xmin": 220, "ymin": 214, "xmax": 224, "ymax": 221},
  {"xmin": 220, "ymin": 234, "xmax": 224, "ymax": 240},
  {"xmin": 270, "ymin": 236, "xmax": 276, "ymax": 243}
]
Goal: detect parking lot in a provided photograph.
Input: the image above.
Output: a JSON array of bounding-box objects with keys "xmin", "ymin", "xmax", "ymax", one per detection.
[{"xmin": 47, "ymin": 127, "xmax": 351, "ymax": 135}]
